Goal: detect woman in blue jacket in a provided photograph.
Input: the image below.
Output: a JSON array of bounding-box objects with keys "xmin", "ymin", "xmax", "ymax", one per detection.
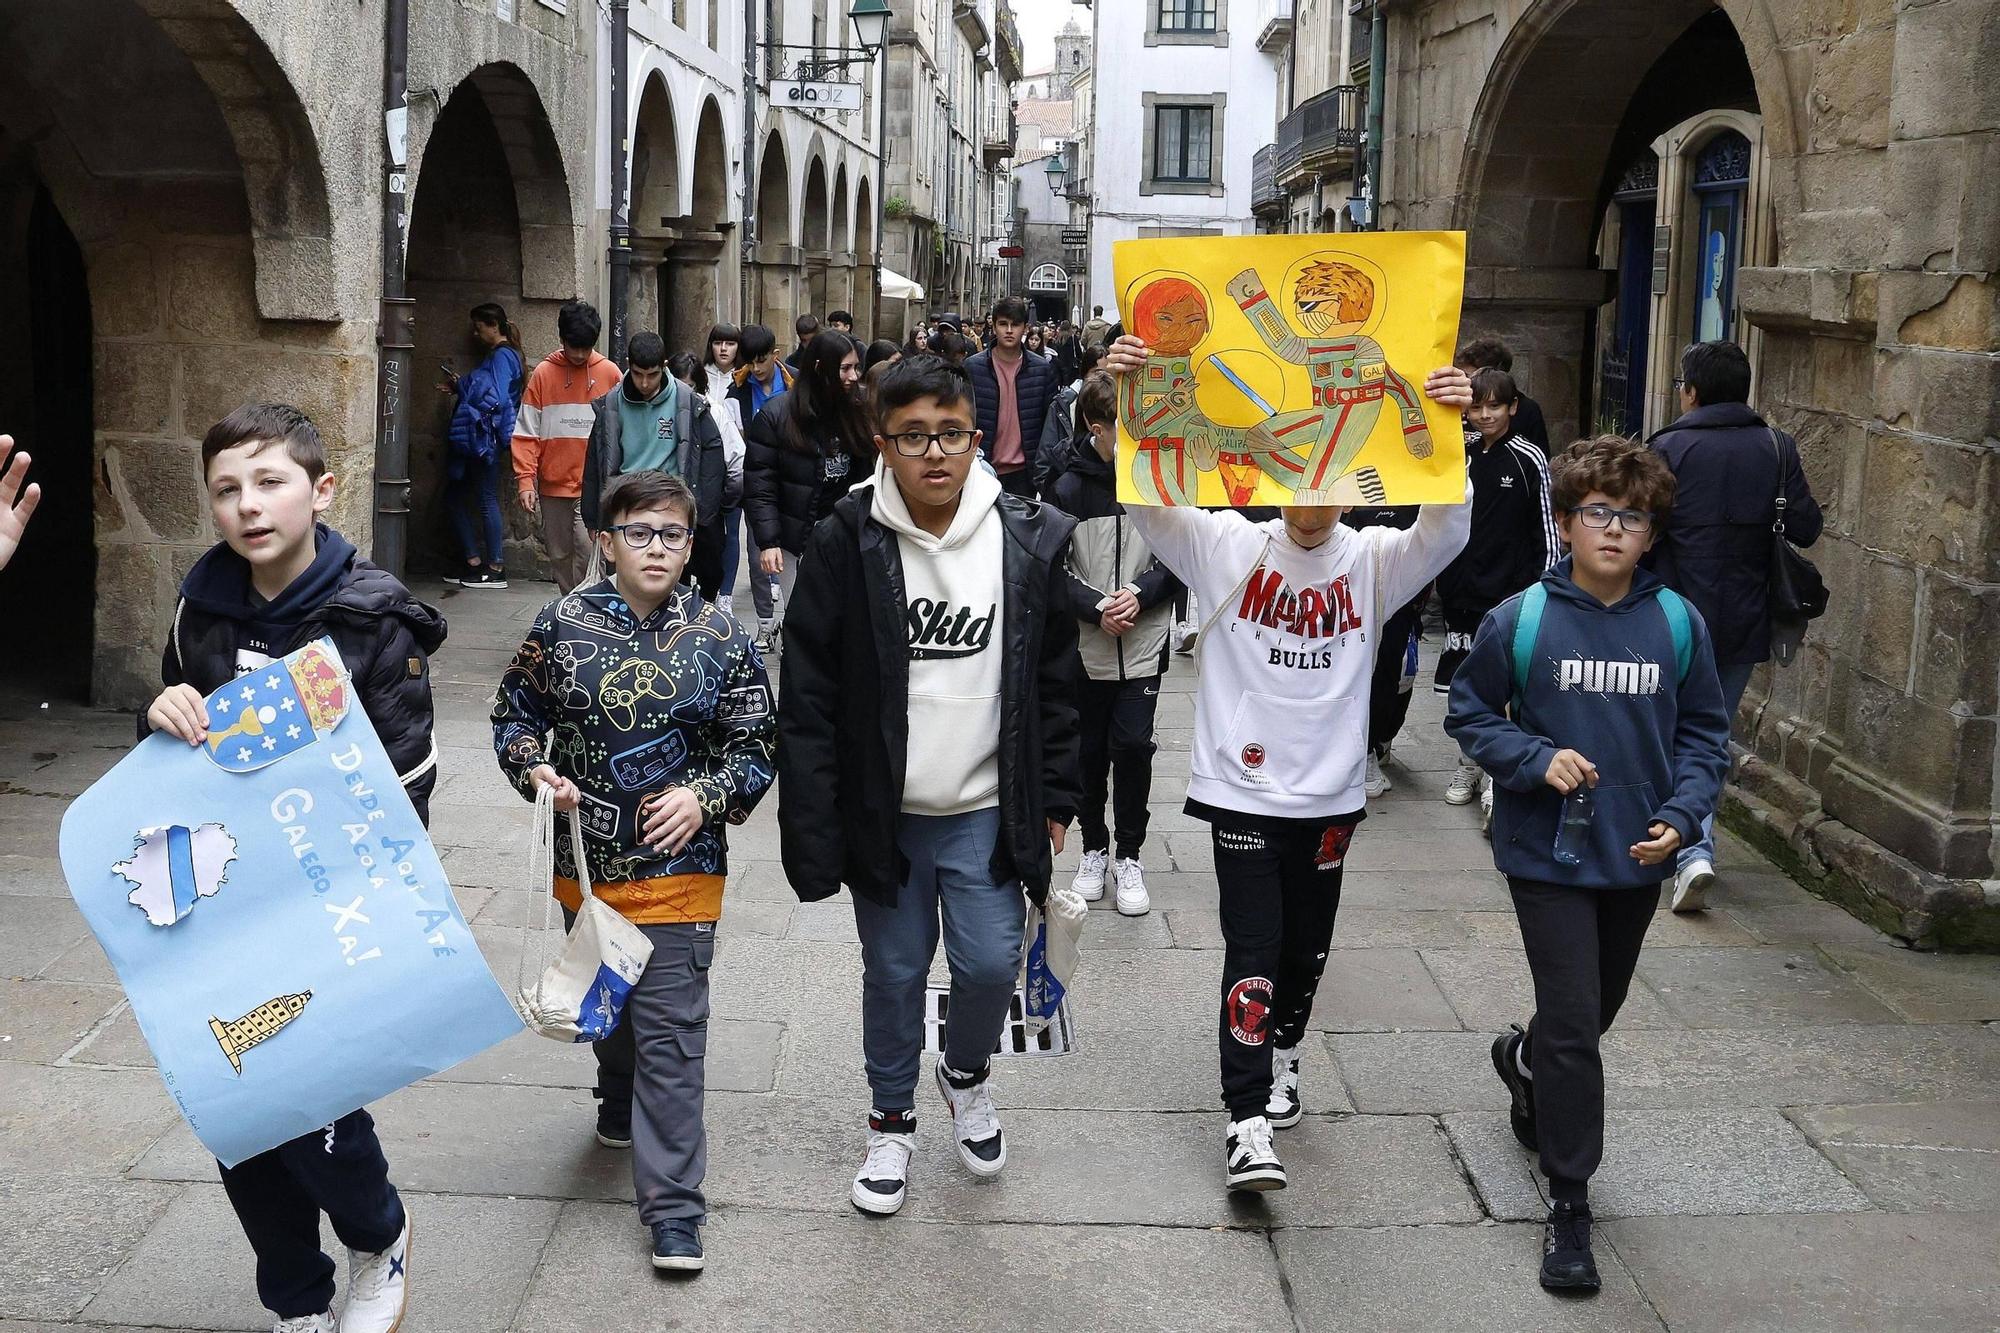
[{"xmin": 439, "ymin": 303, "xmax": 525, "ymax": 587}]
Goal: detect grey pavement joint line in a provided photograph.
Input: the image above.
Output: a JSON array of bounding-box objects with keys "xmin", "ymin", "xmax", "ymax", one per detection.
[{"xmin": 51, "ymin": 996, "xmax": 131, "ymax": 1068}]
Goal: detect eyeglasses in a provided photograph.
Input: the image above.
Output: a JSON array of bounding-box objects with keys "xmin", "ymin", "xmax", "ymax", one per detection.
[
  {"xmin": 607, "ymin": 522, "xmax": 693, "ymax": 551},
  {"xmin": 886, "ymin": 429, "xmax": 976, "ymax": 457},
  {"xmin": 1571, "ymin": 503, "xmax": 1655, "ymax": 534}
]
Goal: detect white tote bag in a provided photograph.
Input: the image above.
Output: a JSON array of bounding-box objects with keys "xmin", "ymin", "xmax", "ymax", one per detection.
[
  {"xmin": 516, "ymin": 785, "xmax": 653, "ymax": 1043},
  {"xmin": 1021, "ymin": 886, "xmax": 1087, "ymax": 1034}
]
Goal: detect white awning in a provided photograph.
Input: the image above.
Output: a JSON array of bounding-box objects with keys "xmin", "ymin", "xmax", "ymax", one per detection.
[{"xmin": 881, "ymin": 267, "xmax": 925, "ymax": 302}]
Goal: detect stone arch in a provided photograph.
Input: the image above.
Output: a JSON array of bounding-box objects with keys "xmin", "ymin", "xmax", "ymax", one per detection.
[
  {"xmin": 853, "ymin": 175, "xmax": 877, "ymax": 335},
  {"xmin": 689, "ymin": 96, "xmax": 731, "ymax": 232},
  {"xmin": 832, "ymin": 164, "xmax": 851, "ymax": 253},
  {"xmin": 433, "ymin": 63, "xmax": 579, "ymax": 300},
  {"xmin": 756, "ymin": 132, "xmax": 793, "ymax": 248},
  {"xmin": 0, "ymin": 0, "xmax": 352, "ymax": 703},
  {"xmin": 631, "ymin": 72, "xmax": 681, "ymax": 232},
  {"xmin": 803, "ymin": 156, "xmax": 831, "ymax": 253}
]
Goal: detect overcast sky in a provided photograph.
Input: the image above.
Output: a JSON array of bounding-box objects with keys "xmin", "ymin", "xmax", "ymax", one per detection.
[{"xmin": 1013, "ymin": 0, "xmax": 1092, "ymax": 72}]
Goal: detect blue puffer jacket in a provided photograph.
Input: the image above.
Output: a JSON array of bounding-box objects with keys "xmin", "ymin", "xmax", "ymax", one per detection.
[
  {"xmin": 447, "ymin": 345, "xmax": 525, "ymax": 475},
  {"xmin": 1444, "ymin": 561, "xmax": 1733, "ymax": 889},
  {"xmin": 964, "ymin": 348, "xmax": 1057, "ymax": 470}
]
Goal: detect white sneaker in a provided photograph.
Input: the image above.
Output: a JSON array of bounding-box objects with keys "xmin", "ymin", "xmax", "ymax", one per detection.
[
  {"xmin": 1266, "ymin": 1044, "xmax": 1303, "ymax": 1128},
  {"xmin": 1113, "ymin": 857, "xmax": 1150, "ymax": 916},
  {"xmin": 339, "ymin": 1217, "xmax": 410, "ymax": 1333},
  {"xmin": 1224, "ymin": 1114, "xmax": 1287, "ymax": 1192},
  {"xmin": 275, "ymin": 1316, "xmax": 337, "ymax": 1333},
  {"xmin": 1672, "ymin": 858, "xmax": 1715, "ymax": 914},
  {"xmin": 1364, "ymin": 751, "xmax": 1391, "ymax": 798},
  {"xmin": 934, "ymin": 1060, "xmax": 1006, "ymax": 1176},
  {"xmin": 850, "ymin": 1112, "xmax": 916, "ymax": 1215},
  {"xmin": 1479, "ymin": 777, "xmax": 1494, "ymax": 834},
  {"xmin": 1444, "ymin": 761, "xmax": 1481, "ymax": 805},
  {"xmin": 1174, "ymin": 620, "xmax": 1199, "ymax": 654},
  {"xmin": 1072, "ymin": 848, "xmax": 1109, "ymax": 902}
]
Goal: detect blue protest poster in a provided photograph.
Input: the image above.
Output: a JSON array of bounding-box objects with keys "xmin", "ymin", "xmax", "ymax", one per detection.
[{"xmin": 59, "ymin": 638, "xmax": 522, "ymax": 1167}]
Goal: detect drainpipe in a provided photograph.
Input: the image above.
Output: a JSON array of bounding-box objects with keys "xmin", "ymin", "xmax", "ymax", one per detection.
[
  {"xmin": 608, "ymin": 0, "xmax": 632, "ymax": 363},
  {"xmin": 740, "ymin": 0, "xmax": 761, "ymax": 319},
  {"xmin": 1365, "ymin": 0, "xmax": 1386, "ymax": 230},
  {"xmin": 372, "ymin": 0, "xmax": 414, "ymax": 577}
]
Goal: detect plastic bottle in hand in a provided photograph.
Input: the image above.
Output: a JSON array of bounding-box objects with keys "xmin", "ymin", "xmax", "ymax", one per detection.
[{"xmin": 1552, "ymin": 787, "xmax": 1594, "ymax": 866}]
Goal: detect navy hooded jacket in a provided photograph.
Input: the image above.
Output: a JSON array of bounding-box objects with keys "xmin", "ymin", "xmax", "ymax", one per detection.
[{"xmin": 1444, "ymin": 559, "xmax": 1732, "ymax": 888}]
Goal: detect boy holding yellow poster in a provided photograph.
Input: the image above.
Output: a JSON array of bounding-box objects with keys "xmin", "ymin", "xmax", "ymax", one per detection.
[{"xmin": 1104, "ymin": 229, "xmax": 1473, "ymax": 1193}]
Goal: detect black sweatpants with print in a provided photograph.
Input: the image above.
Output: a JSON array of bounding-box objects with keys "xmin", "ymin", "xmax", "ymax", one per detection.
[
  {"xmin": 1509, "ymin": 876, "xmax": 1656, "ymax": 1201},
  {"xmin": 1209, "ymin": 814, "xmax": 1355, "ymax": 1120},
  {"xmin": 1369, "ymin": 588, "xmax": 1427, "ymax": 755}
]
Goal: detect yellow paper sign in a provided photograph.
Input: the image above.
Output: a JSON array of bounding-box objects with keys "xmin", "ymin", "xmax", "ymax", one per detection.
[{"xmin": 1113, "ymin": 231, "xmax": 1467, "ymax": 508}]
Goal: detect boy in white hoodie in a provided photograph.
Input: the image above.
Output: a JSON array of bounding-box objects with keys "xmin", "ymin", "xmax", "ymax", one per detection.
[
  {"xmin": 778, "ymin": 355, "xmax": 1081, "ymax": 1216},
  {"xmin": 1106, "ymin": 335, "xmax": 1475, "ymax": 1191}
]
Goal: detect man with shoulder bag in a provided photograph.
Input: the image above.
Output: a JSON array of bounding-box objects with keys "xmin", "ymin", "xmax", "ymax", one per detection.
[{"xmin": 1647, "ymin": 339, "xmax": 1824, "ymax": 913}]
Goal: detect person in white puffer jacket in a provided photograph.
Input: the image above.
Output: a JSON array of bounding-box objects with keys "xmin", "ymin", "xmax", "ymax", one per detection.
[{"xmin": 1105, "ymin": 334, "xmax": 1474, "ymax": 1196}]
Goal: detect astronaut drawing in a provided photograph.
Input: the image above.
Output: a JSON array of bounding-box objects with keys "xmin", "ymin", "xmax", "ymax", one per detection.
[
  {"xmin": 1224, "ymin": 257, "xmax": 1435, "ymax": 505},
  {"xmin": 1120, "ymin": 277, "xmax": 1243, "ymax": 506}
]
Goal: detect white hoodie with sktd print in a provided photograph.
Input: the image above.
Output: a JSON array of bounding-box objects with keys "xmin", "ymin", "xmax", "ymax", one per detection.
[{"xmin": 869, "ymin": 458, "xmax": 1008, "ymax": 816}]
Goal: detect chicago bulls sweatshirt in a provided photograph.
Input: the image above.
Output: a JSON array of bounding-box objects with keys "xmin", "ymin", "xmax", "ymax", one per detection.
[
  {"xmin": 1127, "ymin": 485, "xmax": 1470, "ymax": 821},
  {"xmin": 870, "ymin": 459, "xmax": 1007, "ymax": 816}
]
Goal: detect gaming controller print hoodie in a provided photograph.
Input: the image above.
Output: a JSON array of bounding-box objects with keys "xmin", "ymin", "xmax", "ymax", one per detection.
[{"xmin": 491, "ymin": 579, "xmax": 775, "ymax": 924}]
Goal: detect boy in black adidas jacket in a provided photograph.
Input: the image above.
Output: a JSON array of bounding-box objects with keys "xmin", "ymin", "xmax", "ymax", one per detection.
[{"xmin": 1445, "ymin": 435, "xmax": 1730, "ymax": 1296}]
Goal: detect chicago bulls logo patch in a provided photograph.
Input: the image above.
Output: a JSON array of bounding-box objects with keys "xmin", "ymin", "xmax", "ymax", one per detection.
[
  {"xmin": 1241, "ymin": 743, "xmax": 1266, "ymax": 770},
  {"xmin": 1227, "ymin": 976, "xmax": 1275, "ymax": 1045},
  {"xmin": 1315, "ymin": 824, "xmax": 1354, "ymax": 871}
]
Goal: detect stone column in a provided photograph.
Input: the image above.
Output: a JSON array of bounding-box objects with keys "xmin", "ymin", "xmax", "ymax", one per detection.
[{"xmin": 661, "ymin": 234, "xmax": 726, "ymax": 360}]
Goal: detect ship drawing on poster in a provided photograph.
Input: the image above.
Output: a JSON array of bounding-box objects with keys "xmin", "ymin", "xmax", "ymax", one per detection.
[
  {"xmin": 115, "ymin": 823, "xmax": 238, "ymax": 927},
  {"xmin": 1115, "ymin": 233, "xmax": 1466, "ymax": 509},
  {"xmin": 211, "ymin": 990, "xmax": 312, "ymax": 1074}
]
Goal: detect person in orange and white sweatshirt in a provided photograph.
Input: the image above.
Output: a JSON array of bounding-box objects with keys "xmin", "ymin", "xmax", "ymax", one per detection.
[{"xmin": 513, "ymin": 300, "xmax": 620, "ymax": 592}]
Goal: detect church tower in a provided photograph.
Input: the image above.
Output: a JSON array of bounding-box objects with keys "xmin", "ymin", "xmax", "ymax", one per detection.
[{"xmin": 1054, "ymin": 19, "xmax": 1090, "ymax": 93}]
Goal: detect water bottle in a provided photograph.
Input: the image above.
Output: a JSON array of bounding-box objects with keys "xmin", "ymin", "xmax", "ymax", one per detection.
[{"xmin": 1552, "ymin": 787, "xmax": 1594, "ymax": 866}]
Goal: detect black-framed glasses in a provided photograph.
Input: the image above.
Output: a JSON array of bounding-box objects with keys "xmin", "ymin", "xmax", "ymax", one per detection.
[
  {"xmin": 607, "ymin": 522, "xmax": 693, "ymax": 551},
  {"xmin": 1571, "ymin": 503, "xmax": 1655, "ymax": 534},
  {"xmin": 886, "ymin": 429, "xmax": 975, "ymax": 457}
]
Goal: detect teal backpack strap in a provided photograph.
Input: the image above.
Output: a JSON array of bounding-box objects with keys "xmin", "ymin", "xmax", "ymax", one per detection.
[
  {"xmin": 1654, "ymin": 587, "xmax": 1693, "ymax": 684},
  {"xmin": 1509, "ymin": 583, "xmax": 1547, "ymax": 715}
]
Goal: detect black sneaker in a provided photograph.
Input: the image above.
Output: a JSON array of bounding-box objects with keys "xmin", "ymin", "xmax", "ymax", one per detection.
[
  {"xmin": 441, "ymin": 562, "xmax": 475, "ymax": 586},
  {"xmin": 466, "ymin": 567, "xmax": 509, "ymax": 589},
  {"xmin": 1224, "ymin": 1115, "xmax": 1287, "ymax": 1192},
  {"xmin": 650, "ymin": 1219, "xmax": 703, "ymax": 1273},
  {"xmin": 1540, "ymin": 1199, "xmax": 1601, "ymax": 1292},
  {"xmin": 594, "ymin": 1091, "xmax": 632, "ymax": 1149},
  {"xmin": 1491, "ymin": 1023, "xmax": 1537, "ymax": 1151}
]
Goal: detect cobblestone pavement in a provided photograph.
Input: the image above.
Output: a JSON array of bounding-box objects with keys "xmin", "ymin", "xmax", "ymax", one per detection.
[{"xmin": 5, "ymin": 575, "xmax": 1999, "ymax": 1332}]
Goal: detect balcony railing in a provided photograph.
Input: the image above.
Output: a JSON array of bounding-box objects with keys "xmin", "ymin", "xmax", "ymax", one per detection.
[
  {"xmin": 1274, "ymin": 84, "xmax": 1362, "ymax": 187},
  {"xmin": 1251, "ymin": 144, "xmax": 1285, "ymax": 215}
]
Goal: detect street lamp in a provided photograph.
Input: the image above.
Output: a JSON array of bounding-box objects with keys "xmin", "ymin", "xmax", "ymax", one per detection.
[
  {"xmin": 849, "ymin": 0, "xmax": 891, "ymax": 335},
  {"xmin": 1045, "ymin": 152, "xmax": 1067, "ymax": 196}
]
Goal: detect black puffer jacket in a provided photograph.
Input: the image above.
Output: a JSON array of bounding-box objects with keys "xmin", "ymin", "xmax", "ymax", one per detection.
[
  {"xmin": 742, "ymin": 392, "xmax": 872, "ymax": 556},
  {"xmin": 1646, "ymin": 402, "xmax": 1823, "ymax": 666},
  {"xmin": 965, "ymin": 348, "xmax": 1057, "ymax": 470},
  {"xmin": 777, "ymin": 483, "xmax": 1082, "ymax": 907},
  {"xmin": 146, "ymin": 526, "xmax": 447, "ymax": 823}
]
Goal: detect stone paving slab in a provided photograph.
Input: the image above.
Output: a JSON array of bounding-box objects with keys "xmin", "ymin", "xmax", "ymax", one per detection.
[
  {"xmin": 1602, "ymin": 1212, "xmax": 2000, "ymax": 1333},
  {"xmin": 1332, "ymin": 1023, "xmax": 2000, "ymax": 1114},
  {"xmin": 1275, "ymin": 1222, "xmax": 1664, "ymax": 1332},
  {"xmin": 1635, "ymin": 947, "xmax": 1906, "ymax": 1028},
  {"xmin": 1444, "ymin": 1107, "xmax": 1870, "ymax": 1222},
  {"xmin": 513, "ymin": 1202, "xmax": 1289, "ymax": 1333},
  {"xmin": 79, "ymin": 1186, "xmax": 560, "ymax": 1332},
  {"xmin": 0, "ymin": 980, "xmax": 126, "ymax": 1063},
  {"xmin": 1421, "ymin": 946, "xmax": 1682, "ymax": 1030},
  {"xmin": 1788, "ymin": 1100, "xmax": 2000, "ymax": 1212},
  {"xmin": 0, "ymin": 1065, "xmax": 180, "ymax": 1177},
  {"xmin": 0, "ymin": 1177, "xmax": 181, "ymax": 1322},
  {"xmin": 0, "ymin": 854, "xmax": 69, "ymax": 899},
  {"xmin": 1301, "ymin": 947, "xmax": 1465, "ymax": 1032},
  {"xmin": 0, "ymin": 894, "xmax": 91, "ymax": 978},
  {"xmin": 1816, "ymin": 943, "xmax": 2000, "ymax": 1023}
]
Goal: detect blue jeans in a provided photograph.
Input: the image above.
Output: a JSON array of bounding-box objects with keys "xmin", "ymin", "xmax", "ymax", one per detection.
[
  {"xmin": 718, "ymin": 502, "xmax": 742, "ymax": 598},
  {"xmin": 851, "ymin": 808, "xmax": 1025, "ymax": 1111},
  {"xmin": 445, "ymin": 460, "xmax": 504, "ymax": 566},
  {"xmin": 1681, "ymin": 661, "xmax": 1757, "ymax": 869}
]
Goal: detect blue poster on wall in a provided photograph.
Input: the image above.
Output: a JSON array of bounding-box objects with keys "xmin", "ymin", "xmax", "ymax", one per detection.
[{"xmin": 58, "ymin": 637, "xmax": 522, "ymax": 1167}]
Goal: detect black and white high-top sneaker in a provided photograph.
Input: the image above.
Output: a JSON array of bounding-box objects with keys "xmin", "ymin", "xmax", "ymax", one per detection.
[
  {"xmin": 935, "ymin": 1060, "xmax": 1006, "ymax": 1175},
  {"xmin": 851, "ymin": 1109, "xmax": 916, "ymax": 1215},
  {"xmin": 1266, "ymin": 1044, "xmax": 1303, "ymax": 1128},
  {"xmin": 1491, "ymin": 1023, "xmax": 1537, "ymax": 1152},
  {"xmin": 1224, "ymin": 1114, "xmax": 1287, "ymax": 1192}
]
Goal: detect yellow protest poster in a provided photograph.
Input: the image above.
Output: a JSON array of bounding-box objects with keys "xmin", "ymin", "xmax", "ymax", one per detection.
[{"xmin": 1113, "ymin": 231, "xmax": 1467, "ymax": 508}]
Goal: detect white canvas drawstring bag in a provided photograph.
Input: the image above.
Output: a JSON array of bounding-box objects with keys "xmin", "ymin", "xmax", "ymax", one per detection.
[
  {"xmin": 517, "ymin": 785, "xmax": 653, "ymax": 1042},
  {"xmin": 1021, "ymin": 886, "xmax": 1086, "ymax": 1034}
]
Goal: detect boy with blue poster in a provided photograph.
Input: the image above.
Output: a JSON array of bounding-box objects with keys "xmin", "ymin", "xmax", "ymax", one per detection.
[
  {"xmin": 1445, "ymin": 435, "xmax": 1731, "ymax": 1294},
  {"xmin": 492, "ymin": 471, "xmax": 775, "ymax": 1274},
  {"xmin": 144, "ymin": 403, "xmax": 441, "ymax": 1333}
]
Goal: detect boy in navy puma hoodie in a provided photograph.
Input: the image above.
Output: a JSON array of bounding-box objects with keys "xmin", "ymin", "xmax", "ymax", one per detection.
[{"xmin": 1446, "ymin": 435, "xmax": 1730, "ymax": 1296}]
